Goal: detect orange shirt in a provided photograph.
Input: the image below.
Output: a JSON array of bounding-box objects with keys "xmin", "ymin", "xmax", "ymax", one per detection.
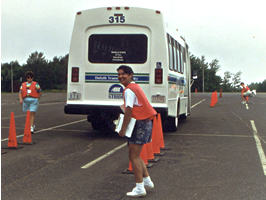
[
  {"xmin": 20, "ymin": 81, "xmax": 41, "ymax": 98},
  {"xmin": 241, "ymin": 86, "xmax": 250, "ymax": 94},
  {"xmin": 124, "ymin": 83, "xmax": 157, "ymax": 120}
]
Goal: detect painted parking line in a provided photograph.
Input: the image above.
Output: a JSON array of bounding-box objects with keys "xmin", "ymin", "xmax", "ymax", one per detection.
[
  {"xmin": 250, "ymin": 120, "xmax": 266, "ymax": 176},
  {"xmin": 1, "ymin": 119, "xmax": 87, "ymax": 142},
  {"xmin": 167, "ymin": 133, "xmax": 253, "ymax": 138},
  {"xmin": 1, "ymin": 102, "xmax": 64, "ymax": 120},
  {"xmin": 191, "ymin": 99, "xmax": 206, "ymax": 109},
  {"xmin": 80, "ymin": 99, "xmax": 206, "ymax": 169},
  {"xmin": 81, "ymin": 142, "xmax": 127, "ymax": 169}
]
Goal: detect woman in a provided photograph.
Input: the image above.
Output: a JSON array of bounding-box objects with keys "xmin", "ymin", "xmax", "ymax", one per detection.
[
  {"xmin": 117, "ymin": 65, "xmax": 156, "ymax": 197},
  {"xmin": 19, "ymin": 71, "xmax": 41, "ymax": 133}
]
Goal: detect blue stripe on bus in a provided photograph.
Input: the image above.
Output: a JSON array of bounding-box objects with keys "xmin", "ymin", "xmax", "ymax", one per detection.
[
  {"xmin": 85, "ymin": 73, "xmax": 149, "ymax": 83},
  {"xmin": 168, "ymin": 75, "xmax": 185, "ymax": 86}
]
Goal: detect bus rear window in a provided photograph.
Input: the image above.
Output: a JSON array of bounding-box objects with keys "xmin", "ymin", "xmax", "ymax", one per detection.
[{"xmin": 88, "ymin": 34, "xmax": 147, "ymax": 63}]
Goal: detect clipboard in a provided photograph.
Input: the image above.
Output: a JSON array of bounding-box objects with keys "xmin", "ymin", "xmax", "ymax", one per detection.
[{"xmin": 114, "ymin": 114, "xmax": 136, "ymax": 138}]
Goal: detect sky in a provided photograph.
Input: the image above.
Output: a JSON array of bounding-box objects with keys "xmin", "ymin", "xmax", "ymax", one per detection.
[{"xmin": 1, "ymin": 0, "xmax": 266, "ymax": 84}]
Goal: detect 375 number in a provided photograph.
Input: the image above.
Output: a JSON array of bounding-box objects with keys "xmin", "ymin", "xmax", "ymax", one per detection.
[{"xmin": 109, "ymin": 14, "xmax": 125, "ymax": 23}]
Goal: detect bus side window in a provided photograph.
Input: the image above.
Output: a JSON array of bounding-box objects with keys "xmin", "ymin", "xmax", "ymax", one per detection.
[
  {"xmin": 175, "ymin": 41, "xmax": 180, "ymax": 73},
  {"xmin": 172, "ymin": 38, "xmax": 178, "ymax": 72},
  {"xmin": 180, "ymin": 45, "xmax": 184, "ymax": 74},
  {"xmin": 167, "ymin": 34, "xmax": 174, "ymax": 71},
  {"xmin": 182, "ymin": 47, "xmax": 186, "ymax": 73}
]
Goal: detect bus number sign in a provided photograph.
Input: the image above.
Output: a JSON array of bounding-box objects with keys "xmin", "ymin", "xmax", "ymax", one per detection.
[{"xmin": 109, "ymin": 14, "xmax": 125, "ymax": 24}]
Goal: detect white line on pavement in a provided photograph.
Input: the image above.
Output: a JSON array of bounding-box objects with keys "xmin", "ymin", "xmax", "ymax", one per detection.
[
  {"xmin": 191, "ymin": 99, "xmax": 206, "ymax": 109},
  {"xmin": 81, "ymin": 142, "xmax": 127, "ymax": 169},
  {"xmin": 167, "ymin": 133, "xmax": 253, "ymax": 138},
  {"xmin": 80, "ymin": 99, "xmax": 206, "ymax": 169},
  {"xmin": 2, "ymin": 102, "xmax": 64, "ymax": 120},
  {"xmin": 1, "ymin": 119, "xmax": 87, "ymax": 142},
  {"xmin": 250, "ymin": 120, "xmax": 266, "ymax": 176}
]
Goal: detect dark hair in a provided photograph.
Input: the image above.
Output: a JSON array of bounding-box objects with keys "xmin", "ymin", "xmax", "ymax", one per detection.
[
  {"xmin": 240, "ymin": 82, "xmax": 244, "ymax": 85},
  {"xmin": 116, "ymin": 65, "xmax": 134, "ymax": 75},
  {"xmin": 25, "ymin": 71, "xmax": 34, "ymax": 78}
]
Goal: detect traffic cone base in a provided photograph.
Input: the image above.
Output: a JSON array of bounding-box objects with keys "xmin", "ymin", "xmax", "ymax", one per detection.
[{"xmin": 122, "ymin": 161, "xmax": 133, "ymax": 174}]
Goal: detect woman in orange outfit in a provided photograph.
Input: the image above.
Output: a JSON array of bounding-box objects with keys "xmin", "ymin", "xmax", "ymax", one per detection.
[
  {"xmin": 19, "ymin": 71, "xmax": 41, "ymax": 133},
  {"xmin": 117, "ymin": 65, "xmax": 156, "ymax": 197}
]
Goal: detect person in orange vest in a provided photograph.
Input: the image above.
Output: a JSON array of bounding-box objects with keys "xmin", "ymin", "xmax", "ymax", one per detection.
[
  {"xmin": 117, "ymin": 65, "xmax": 156, "ymax": 197},
  {"xmin": 240, "ymin": 82, "xmax": 256, "ymax": 104},
  {"xmin": 19, "ymin": 71, "xmax": 41, "ymax": 133}
]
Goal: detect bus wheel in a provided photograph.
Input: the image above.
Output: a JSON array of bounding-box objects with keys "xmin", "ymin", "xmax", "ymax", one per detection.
[
  {"xmin": 91, "ymin": 118, "xmax": 103, "ymax": 130},
  {"xmin": 164, "ymin": 116, "xmax": 178, "ymax": 132},
  {"xmin": 179, "ymin": 114, "xmax": 187, "ymax": 121}
]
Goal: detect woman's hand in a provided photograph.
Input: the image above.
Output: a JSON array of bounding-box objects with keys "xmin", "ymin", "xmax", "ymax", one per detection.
[{"xmin": 118, "ymin": 129, "xmax": 126, "ymax": 137}]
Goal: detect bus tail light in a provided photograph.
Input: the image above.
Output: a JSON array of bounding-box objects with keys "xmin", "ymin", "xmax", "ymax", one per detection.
[
  {"xmin": 155, "ymin": 68, "xmax": 163, "ymax": 84},
  {"xmin": 71, "ymin": 67, "xmax": 79, "ymax": 82}
]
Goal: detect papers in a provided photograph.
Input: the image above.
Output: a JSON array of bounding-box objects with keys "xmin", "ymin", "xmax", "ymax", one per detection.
[{"xmin": 114, "ymin": 114, "xmax": 136, "ymax": 138}]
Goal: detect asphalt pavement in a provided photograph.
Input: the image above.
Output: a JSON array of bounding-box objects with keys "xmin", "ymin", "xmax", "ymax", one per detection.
[{"xmin": 1, "ymin": 92, "xmax": 266, "ymax": 200}]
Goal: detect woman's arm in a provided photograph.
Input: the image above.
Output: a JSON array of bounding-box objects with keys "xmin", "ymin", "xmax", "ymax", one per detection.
[{"xmin": 119, "ymin": 106, "xmax": 132, "ymax": 137}]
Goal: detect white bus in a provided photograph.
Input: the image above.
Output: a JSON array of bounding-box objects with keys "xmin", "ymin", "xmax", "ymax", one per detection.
[{"xmin": 64, "ymin": 7, "xmax": 191, "ymax": 132}]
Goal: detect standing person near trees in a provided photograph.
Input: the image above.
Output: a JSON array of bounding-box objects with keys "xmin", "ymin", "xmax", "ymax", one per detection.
[
  {"xmin": 117, "ymin": 65, "xmax": 156, "ymax": 197},
  {"xmin": 19, "ymin": 71, "xmax": 41, "ymax": 133}
]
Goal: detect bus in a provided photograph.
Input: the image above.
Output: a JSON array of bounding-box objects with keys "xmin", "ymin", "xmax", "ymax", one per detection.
[{"xmin": 64, "ymin": 6, "xmax": 191, "ymax": 132}]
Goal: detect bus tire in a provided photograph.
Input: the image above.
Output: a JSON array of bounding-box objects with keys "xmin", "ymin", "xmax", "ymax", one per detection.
[
  {"xmin": 179, "ymin": 114, "xmax": 187, "ymax": 121},
  {"xmin": 164, "ymin": 116, "xmax": 178, "ymax": 132},
  {"xmin": 91, "ymin": 118, "xmax": 103, "ymax": 130}
]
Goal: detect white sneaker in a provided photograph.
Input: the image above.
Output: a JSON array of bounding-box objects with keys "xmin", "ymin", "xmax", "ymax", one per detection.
[
  {"xmin": 144, "ymin": 180, "xmax": 154, "ymax": 190},
  {"xmin": 126, "ymin": 187, "xmax": 146, "ymax": 197}
]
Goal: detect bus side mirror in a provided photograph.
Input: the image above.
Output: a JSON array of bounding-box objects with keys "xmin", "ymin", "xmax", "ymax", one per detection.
[{"xmin": 192, "ymin": 71, "xmax": 197, "ymax": 80}]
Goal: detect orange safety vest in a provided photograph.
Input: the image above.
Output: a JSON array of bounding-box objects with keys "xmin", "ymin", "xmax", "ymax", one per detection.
[
  {"xmin": 241, "ymin": 86, "xmax": 250, "ymax": 94},
  {"xmin": 123, "ymin": 83, "xmax": 157, "ymax": 120},
  {"xmin": 21, "ymin": 81, "xmax": 40, "ymax": 98}
]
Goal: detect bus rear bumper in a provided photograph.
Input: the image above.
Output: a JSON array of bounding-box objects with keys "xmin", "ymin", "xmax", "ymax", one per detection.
[
  {"xmin": 64, "ymin": 104, "xmax": 121, "ymax": 115},
  {"xmin": 64, "ymin": 104, "xmax": 167, "ymax": 116}
]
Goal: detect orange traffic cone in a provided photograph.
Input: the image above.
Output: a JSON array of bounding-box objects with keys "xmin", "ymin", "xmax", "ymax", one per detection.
[
  {"xmin": 152, "ymin": 115, "xmax": 161, "ymax": 154},
  {"xmin": 140, "ymin": 144, "xmax": 149, "ymax": 166},
  {"xmin": 157, "ymin": 114, "xmax": 165, "ymax": 149},
  {"xmin": 23, "ymin": 111, "xmax": 32, "ymax": 144},
  {"xmin": 8, "ymin": 112, "xmax": 18, "ymax": 148},
  {"xmin": 146, "ymin": 142, "xmax": 154, "ymax": 161},
  {"xmin": 122, "ymin": 160, "xmax": 133, "ymax": 174},
  {"xmin": 128, "ymin": 161, "xmax": 133, "ymax": 171},
  {"xmin": 210, "ymin": 91, "xmax": 218, "ymax": 107}
]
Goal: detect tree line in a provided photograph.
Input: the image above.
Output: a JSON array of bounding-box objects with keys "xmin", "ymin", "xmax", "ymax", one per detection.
[
  {"xmin": 190, "ymin": 55, "xmax": 266, "ymax": 92},
  {"xmin": 1, "ymin": 51, "xmax": 266, "ymax": 92},
  {"xmin": 1, "ymin": 52, "xmax": 68, "ymax": 92}
]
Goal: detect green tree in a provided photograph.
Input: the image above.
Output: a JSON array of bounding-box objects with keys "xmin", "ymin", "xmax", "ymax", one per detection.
[
  {"xmin": 222, "ymin": 71, "xmax": 233, "ymax": 92},
  {"xmin": 232, "ymin": 71, "xmax": 242, "ymax": 91},
  {"xmin": 191, "ymin": 55, "xmax": 222, "ymax": 92}
]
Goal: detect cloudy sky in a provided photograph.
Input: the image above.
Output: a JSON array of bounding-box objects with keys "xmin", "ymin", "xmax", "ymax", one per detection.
[{"xmin": 1, "ymin": 0, "xmax": 266, "ymax": 84}]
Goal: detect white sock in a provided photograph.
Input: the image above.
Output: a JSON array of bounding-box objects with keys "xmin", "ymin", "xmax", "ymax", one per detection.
[
  {"xmin": 143, "ymin": 176, "xmax": 152, "ymax": 184},
  {"xmin": 136, "ymin": 182, "xmax": 144, "ymax": 190}
]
